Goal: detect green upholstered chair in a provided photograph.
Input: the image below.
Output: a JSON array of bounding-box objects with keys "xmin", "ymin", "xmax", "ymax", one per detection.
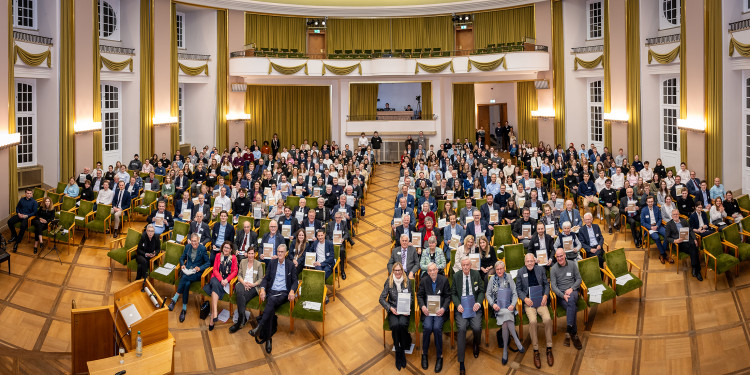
[
  {"xmin": 85, "ymin": 204, "xmax": 112, "ymax": 238},
  {"xmin": 665, "ymin": 166, "xmax": 677, "ymax": 178},
  {"xmin": 502, "ymin": 243, "xmax": 525, "ymax": 278},
  {"xmin": 257, "ymin": 218, "xmax": 271, "ymax": 238},
  {"xmin": 106, "ymin": 228, "xmax": 142, "ymax": 280},
  {"xmin": 49, "ymin": 182, "xmax": 67, "ymax": 195},
  {"xmin": 133, "ymin": 190, "xmax": 158, "ymax": 218},
  {"xmin": 551, "ymin": 289, "xmax": 588, "ymax": 334},
  {"xmin": 286, "ymin": 196, "xmax": 300, "ymax": 211},
  {"xmin": 491, "ymin": 225, "xmax": 516, "ymax": 247},
  {"xmin": 47, "ymin": 192, "xmax": 62, "ymax": 206},
  {"xmin": 56, "ymin": 196, "xmax": 77, "ymax": 218},
  {"xmin": 701, "ymin": 232, "xmax": 739, "ymax": 290},
  {"xmin": 74, "ymin": 200, "xmax": 94, "ymax": 232},
  {"xmin": 292, "ymin": 269, "xmax": 327, "ymax": 338},
  {"xmin": 604, "ymin": 248, "xmax": 643, "ymax": 300},
  {"xmin": 721, "ymin": 223, "xmax": 750, "ymax": 263},
  {"xmin": 667, "ymin": 240, "xmax": 692, "ymax": 274},
  {"xmin": 382, "ymin": 279, "xmax": 418, "ymax": 349},
  {"xmin": 737, "ymin": 194, "xmax": 750, "ymax": 216},
  {"xmin": 42, "ymin": 210, "xmax": 76, "ymax": 255},
  {"xmin": 234, "ymin": 215, "xmax": 253, "ymax": 233},
  {"xmin": 418, "ymin": 302, "xmax": 454, "ymax": 349},
  {"xmin": 150, "ymin": 241, "xmax": 184, "ymax": 290},
  {"xmin": 171, "ymin": 221, "xmax": 190, "ymax": 245},
  {"xmin": 325, "ymin": 245, "xmax": 341, "ymax": 301},
  {"xmin": 33, "ymin": 187, "xmax": 46, "ymax": 203},
  {"xmin": 577, "ymin": 257, "xmax": 617, "ymax": 312}
]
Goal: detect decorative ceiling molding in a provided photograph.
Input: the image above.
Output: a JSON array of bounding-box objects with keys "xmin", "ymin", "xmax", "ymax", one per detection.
[{"xmin": 178, "ymin": 0, "xmax": 542, "ymax": 17}]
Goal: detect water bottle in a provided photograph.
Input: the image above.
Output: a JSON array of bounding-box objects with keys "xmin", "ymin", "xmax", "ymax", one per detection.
[{"xmin": 136, "ymin": 331, "xmax": 143, "ymax": 357}]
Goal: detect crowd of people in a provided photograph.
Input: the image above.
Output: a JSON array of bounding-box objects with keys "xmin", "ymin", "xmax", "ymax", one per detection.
[{"xmin": 382, "ymin": 134, "xmax": 742, "ymax": 374}]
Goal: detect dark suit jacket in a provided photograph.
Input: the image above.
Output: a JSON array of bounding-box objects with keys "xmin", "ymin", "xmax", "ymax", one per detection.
[
  {"xmin": 261, "ymin": 232, "xmax": 286, "ymax": 255},
  {"xmin": 234, "ymin": 229, "xmax": 258, "ymax": 253},
  {"xmin": 260, "ymin": 258, "xmax": 299, "ymax": 294},
  {"xmin": 516, "ymin": 265, "xmax": 550, "ymax": 301},
  {"xmin": 146, "ymin": 209, "xmax": 174, "ymax": 231},
  {"xmin": 694, "ymin": 190, "xmax": 712, "ymax": 208},
  {"xmin": 327, "ymin": 220, "xmax": 351, "ymax": 242},
  {"xmin": 175, "ymin": 176, "xmax": 189, "ymax": 191},
  {"xmin": 305, "ymin": 240, "xmax": 335, "ymax": 270},
  {"xmin": 528, "ymin": 234, "xmax": 555, "ymax": 260},
  {"xmin": 189, "ymin": 221, "xmax": 211, "ymax": 244},
  {"xmin": 640, "ymin": 205, "xmax": 664, "ymax": 230},
  {"xmin": 619, "ymin": 196, "xmax": 641, "ymax": 219},
  {"xmin": 278, "ymin": 216, "xmax": 300, "ymax": 238},
  {"xmin": 689, "ymin": 211, "xmax": 710, "ymax": 231},
  {"xmin": 512, "ymin": 218, "xmax": 537, "ymax": 239},
  {"xmin": 179, "ymin": 243, "xmax": 210, "ymax": 271},
  {"xmin": 175, "ymin": 199, "xmax": 194, "ymax": 218},
  {"xmin": 480, "ymin": 202, "xmax": 501, "ymax": 224},
  {"xmin": 112, "ymin": 189, "xmax": 132, "ymax": 210},
  {"xmin": 451, "ymin": 269, "xmax": 485, "ymax": 310},
  {"xmin": 192, "ymin": 203, "xmax": 211, "ymax": 223},
  {"xmin": 211, "ymin": 222, "xmax": 236, "ymax": 248},
  {"xmin": 577, "ymin": 224, "xmax": 604, "ymax": 252},
  {"xmin": 417, "ymin": 273, "xmax": 451, "ymax": 312},
  {"xmin": 665, "ymin": 218, "xmax": 696, "ymax": 244},
  {"xmin": 395, "ymin": 223, "xmax": 417, "ymax": 241},
  {"xmin": 387, "ymin": 246, "xmax": 420, "ymax": 275},
  {"xmin": 465, "ymin": 219, "xmax": 491, "ymax": 239}
]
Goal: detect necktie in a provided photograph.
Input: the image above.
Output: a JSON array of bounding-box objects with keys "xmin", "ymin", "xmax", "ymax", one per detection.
[
  {"xmin": 464, "ymin": 275, "xmax": 470, "ymax": 296},
  {"xmin": 242, "ymin": 233, "xmax": 248, "ymax": 251},
  {"xmin": 118, "ymin": 191, "xmax": 124, "ymax": 208},
  {"xmin": 337, "ymin": 223, "xmax": 340, "ymax": 231},
  {"xmin": 401, "ymin": 248, "xmax": 407, "ymax": 268}
]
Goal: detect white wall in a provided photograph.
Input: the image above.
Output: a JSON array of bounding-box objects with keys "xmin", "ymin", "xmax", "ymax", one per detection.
[
  {"xmin": 562, "ymin": 0, "xmax": 589, "ymax": 146},
  {"xmin": 119, "ymin": 0, "xmax": 142, "ymax": 164},
  {"xmin": 377, "ymin": 82, "xmax": 421, "ymax": 111},
  {"xmin": 180, "ymin": 8, "xmax": 217, "ymax": 148}
]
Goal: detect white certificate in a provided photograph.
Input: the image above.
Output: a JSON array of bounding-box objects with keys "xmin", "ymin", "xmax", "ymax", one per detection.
[{"xmin": 397, "ymin": 292, "xmax": 411, "ymax": 315}]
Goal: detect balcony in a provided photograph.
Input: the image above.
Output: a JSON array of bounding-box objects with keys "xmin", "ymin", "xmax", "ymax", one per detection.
[
  {"xmin": 100, "ymin": 45, "xmax": 135, "ymax": 55},
  {"xmin": 645, "ymin": 34, "xmax": 680, "ymax": 46},
  {"xmin": 570, "ymin": 45, "xmax": 603, "ymax": 54},
  {"xmin": 13, "ymin": 31, "xmax": 52, "ymax": 46},
  {"xmin": 178, "ymin": 53, "xmax": 210, "ymax": 61},
  {"xmin": 729, "ymin": 19, "xmax": 750, "ymax": 33}
]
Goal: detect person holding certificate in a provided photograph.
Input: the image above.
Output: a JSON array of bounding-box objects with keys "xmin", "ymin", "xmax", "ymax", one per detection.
[
  {"xmin": 529, "ymin": 222, "xmax": 555, "ymax": 267},
  {"xmin": 260, "ymin": 220, "xmax": 285, "ymax": 266},
  {"xmin": 417, "ymin": 263, "xmax": 450, "ymax": 373},
  {"xmin": 229, "ymin": 246, "xmax": 264, "ymax": 334},
  {"xmin": 554, "ymin": 222, "xmax": 582, "ymax": 261},
  {"xmin": 174, "ymin": 191, "xmax": 194, "ymax": 222},
  {"xmin": 512, "ymin": 208, "xmax": 537, "ymax": 249},
  {"xmin": 516, "ymin": 253, "xmax": 554, "ymax": 369},
  {"xmin": 203, "ymin": 242, "xmax": 238, "ymax": 331},
  {"xmin": 135, "ymin": 225, "xmax": 161, "ymax": 281},
  {"xmin": 665, "ymin": 209, "xmax": 703, "ymax": 281},
  {"xmin": 305, "ymin": 229, "xmax": 335, "ymax": 281},
  {"xmin": 146, "ymin": 200, "xmax": 173, "ymax": 236},
  {"xmin": 486, "ymin": 260, "xmax": 524, "ymax": 365},
  {"xmin": 166, "ymin": 233, "xmax": 210, "ymax": 323},
  {"xmin": 419, "ymin": 237, "xmax": 447, "ymax": 275},
  {"xmin": 451, "ymin": 258, "xmax": 484, "ymax": 375},
  {"xmin": 327, "ymin": 212, "xmax": 350, "ymax": 279},
  {"xmin": 290, "ymin": 229, "xmax": 309, "ymax": 275},
  {"xmin": 378, "ymin": 262, "xmax": 413, "ymax": 371}
]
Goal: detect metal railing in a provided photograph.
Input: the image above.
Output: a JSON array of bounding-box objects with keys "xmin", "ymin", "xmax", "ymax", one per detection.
[
  {"xmin": 99, "ymin": 44, "xmax": 135, "ymax": 55},
  {"xmin": 230, "ymin": 44, "xmax": 548, "ymax": 60},
  {"xmin": 570, "ymin": 45, "xmax": 604, "ymax": 54},
  {"xmin": 347, "ymin": 113, "xmax": 438, "ymax": 121},
  {"xmin": 729, "ymin": 19, "xmax": 750, "ymax": 32},
  {"xmin": 13, "ymin": 31, "xmax": 52, "ymax": 46},
  {"xmin": 178, "ymin": 53, "xmax": 211, "ymax": 61},
  {"xmin": 645, "ymin": 33, "xmax": 680, "ymax": 46}
]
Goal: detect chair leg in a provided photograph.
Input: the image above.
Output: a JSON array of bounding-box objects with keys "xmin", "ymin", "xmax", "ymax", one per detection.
[{"xmin": 613, "ymin": 296, "xmax": 617, "ymax": 313}]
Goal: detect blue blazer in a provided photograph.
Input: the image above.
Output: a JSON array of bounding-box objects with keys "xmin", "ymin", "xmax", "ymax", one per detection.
[
  {"xmin": 179, "ymin": 243, "xmax": 210, "ymax": 272},
  {"xmin": 211, "ymin": 222, "xmax": 236, "ymax": 248},
  {"xmin": 261, "ymin": 258, "xmax": 299, "ymax": 294},
  {"xmin": 465, "ymin": 219, "xmax": 491, "ymax": 239},
  {"xmin": 442, "ymin": 224, "xmax": 465, "ymax": 248},
  {"xmin": 261, "ymin": 232, "xmax": 286, "ymax": 256},
  {"xmin": 395, "ymin": 193, "xmax": 416, "ymax": 210},
  {"xmin": 417, "ymin": 196, "xmax": 437, "ymax": 212},
  {"xmin": 559, "ymin": 209, "xmax": 582, "ymax": 228},
  {"xmin": 577, "ymin": 224, "xmax": 604, "ymax": 252},
  {"xmin": 689, "ymin": 211, "xmax": 710, "ymax": 231},
  {"xmin": 112, "ymin": 189, "xmax": 132, "ymax": 210},
  {"xmin": 174, "ymin": 199, "xmax": 194, "ymax": 217},
  {"xmin": 305, "ymin": 240, "xmax": 335, "ymax": 270},
  {"xmin": 640, "ymin": 206, "xmax": 664, "ymax": 229}
]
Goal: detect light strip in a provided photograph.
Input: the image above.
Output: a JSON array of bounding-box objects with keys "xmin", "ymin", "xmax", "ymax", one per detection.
[
  {"xmin": 74, "ymin": 121, "xmax": 102, "ymax": 133},
  {"xmin": 226, "ymin": 113, "xmax": 251, "ymax": 121},
  {"xmin": 677, "ymin": 118, "xmax": 706, "ymax": 132},
  {"xmin": 530, "ymin": 108, "xmax": 555, "ymax": 118},
  {"xmin": 0, "ymin": 133, "xmax": 21, "ymax": 150},
  {"xmin": 603, "ymin": 111, "xmax": 629, "ymax": 123},
  {"xmin": 153, "ymin": 115, "xmax": 179, "ymax": 125}
]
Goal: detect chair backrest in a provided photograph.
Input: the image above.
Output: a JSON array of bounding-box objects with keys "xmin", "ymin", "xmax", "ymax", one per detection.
[
  {"xmin": 258, "ymin": 218, "xmax": 271, "ymax": 237},
  {"xmin": 493, "ymin": 225, "xmax": 514, "ymax": 246},
  {"xmin": 666, "ymin": 166, "xmax": 677, "ymax": 177},
  {"xmin": 235, "ymin": 215, "xmax": 253, "ymax": 231},
  {"xmin": 165, "ymin": 242, "xmax": 185, "ymax": 265},
  {"xmin": 723, "ymin": 223, "xmax": 741, "ymax": 245},
  {"xmin": 124, "ymin": 228, "xmax": 142, "ymax": 249},
  {"xmin": 334, "ymin": 244, "xmax": 341, "ymax": 262},
  {"xmin": 603, "ymin": 248, "xmax": 628, "ymax": 277},
  {"xmin": 456, "ymin": 199, "xmax": 467, "ymax": 212},
  {"xmin": 61, "ymin": 196, "xmax": 77, "ymax": 211},
  {"xmin": 59, "ymin": 210, "xmax": 75, "ymax": 228},
  {"xmin": 436, "ymin": 199, "xmax": 447, "ymax": 218},
  {"xmin": 173, "ymin": 220, "xmax": 189, "ymax": 236},
  {"xmin": 96, "ymin": 204, "xmax": 112, "ymax": 221},
  {"xmin": 475, "ymin": 198, "xmax": 487, "ymax": 208},
  {"xmin": 286, "ymin": 196, "xmax": 300, "ymax": 211},
  {"xmin": 300, "ymin": 269, "xmax": 325, "ymax": 301},
  {"xmin": 48, "ymin": 192, "xmax": 62, "ymax": 203},
  {"xmin": 738, "ymin": 194, "xmax": 750, "ymax": 212},
  {"xmin": 78, "ymin": 200, "xmax": 94, "ymax": 216},
  {"xmin": 56, "ymin": 182, "xmax": 67, "ymax": 194},
  {"xmin": 702, "ymin": 232, "xmax": 723, "ymax": 257},
  {"xmin": 577, "ymin": 257, "xmax": 603, "ymax": 287},
  {"xmin": 305, "ymin": 197, "xmax": 318, "ymax": 208},
  {"xmin": 504, "ymin": 243, "xmax": 525, "ymax": 271},
  {"xmin": 742, "ymin": 216, "xmax": 750, "ymax": 234},
  {"xmin": 33, "ymin": 187, "xmax": 46, "ymax": 201}
]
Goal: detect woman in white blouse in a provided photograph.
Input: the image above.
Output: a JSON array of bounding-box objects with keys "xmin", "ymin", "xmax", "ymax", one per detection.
[
  {"xmin": 709, "ymin": 197, "xmax": 728, "ymax": 228},
  {"xmin": 452, "ymin": 235, "xmax": 476, "ymax": 273},
  {"xmin": 661, "ymin": 196, "xmax": 676, "ymax": 222},
  {"xmin": 656, "ymin": 180, "xmax": 670, "ymax": 206}
]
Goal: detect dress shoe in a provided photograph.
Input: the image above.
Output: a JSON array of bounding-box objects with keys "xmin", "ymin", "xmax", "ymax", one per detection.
[
  {"xmin": 502, "ymin": 352, "xmax": 508, "ymax": 365},
  {"xmin": 12, "ymin": 242, "xmax": 18, "ymax": 253},
  {"xmin": 167, "ymin": 300, "xmax": 176, "ymax": 311},
  {"xmin": 563, "ymin": 336, "xmax": 570, "ymax": 347},
  {"xmin": 208, "ymin": 323, "xmax": 214, "ymax": 331},
  {"xmin": 8, "ymin": 236, "xmax": 17, "ymax": 243},
  {"xmin": 473, "ymin": 343, "xmax": 479, "ymax": 358},
  {"xmin": 659, "ymin": 255, "xmax": 666, "ymax": 264},
  {"xmin": 421, "ymin": 353, "xmax": 428, "ymax": 369},
  {"xmin": 459, "ymin": 362, "xmax": 465, "ymax": 375},
  {"xmin": 341, "ymin": 271, "xmax": 347, "ymax": 280},
  {"xmin": 248, "ymin": 326, "xmax": 259, "ymax": 337},
  {"xmin": 546, "ymin": 347, "xmax": 554, "ymax": 366},
  {"xmin": 667, "ymin": 256, "xmax": 674, "ymax": 264},
  {"xmin": 571, "ymin": 335, "xmax": 582, "ymax": 350},
  {"xmin": 608, "ymin": 228, "xmax": 613, "ymax": 234},
  {"xmin": 265, "ymin": 338, "xmax": 272, "ymax": 353},
  {"xmin": 179, "ymin": 310, "xmax": 186, "ymax": 323},
  {"xmin": 228, "ymin": 318, "xmax": 244, "ymax": 334},
  {"xmin": 33, "ymin": 246, "xmax": 37, "ymax": 255},
  {"xmin": 40, "ymin": 242, "xmax": 46, "ymax": 251},
  {"xmin": 518, "ymin": 345, "xmax": 525, "ymax": 353},
  {"xmin": 434, "ymin": 357, "xmax": 443, "ymax": 373},
  {"xmin": 114, "ymin": 231, "xmax": 120, "ymax": 238},
  {"xmin": 533, "ymin": 350, "xmax": 541, "ymax": 369},
  {"xmin": 693, "ymin": 270, "xmax": 703, "ymax": 281}
]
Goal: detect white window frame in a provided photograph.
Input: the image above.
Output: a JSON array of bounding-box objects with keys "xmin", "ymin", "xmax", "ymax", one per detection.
[
  {"xmin": 13, "ymin": 0, "xmax": 37, "ymax": 30},
  {"xmin": 99, "ymin": 0, "xmax": 121, "ymax": 42},
  {"xmin": 178, "ymin": 84, "xmax": 185, "ymax": 144},
  {"xmin": 587, "ymin": 78, "xmax": 603, "ymax": 149},
  {"xmin": 586, "ymin": 0, "xmax": 603, "ymax": 40},
  {"xmin": 176, "ymin": 12, "xmax": 186, "ymax": 49},
  {"xmin": 101, "ymin": 81, "xmax": 122, "ymax": 167},
  {"xmin": 745, "ymin": 0, "xmax": 750, "ymax": 13},
  {"xmin": 15, "ymin": 78, "xmax": 36, "ymax": 167},
  {"xmin": 659, "ymin": 0, "xmax": 680, "ymax": 30},
  {"xmin": 660, "ymin": 76, "xmax": 680, "ymax": 166}
]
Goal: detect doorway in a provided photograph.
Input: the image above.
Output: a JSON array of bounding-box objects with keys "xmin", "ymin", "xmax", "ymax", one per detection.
[
  {"xmin": 307, "ymin": 30, "xmax": 326, "ymax": 59},
  {"xmin": 477, "ymin": 103, "xmax": 507, "ymax": 146},
  {"xmin": 455, "ymin": 26, "xmax": 474, "ymax": 56}
]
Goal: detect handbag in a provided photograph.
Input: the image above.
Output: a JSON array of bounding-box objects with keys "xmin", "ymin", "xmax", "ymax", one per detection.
[{"xmin": 199, "ymin": 301, "xmax": 210, "ymax": 320}]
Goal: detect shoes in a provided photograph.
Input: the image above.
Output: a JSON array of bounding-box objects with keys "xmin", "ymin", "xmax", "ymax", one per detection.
[
  {"xmin": 546, "ymin": 347, "xmax": 554, "ymax": 366},
  {"xmin": 608, "ymin": 228, "xmax": 613, "ymax": 234},
  {"xmin": 421, "ymin": 353, "xmax": 428, "ymax": 370},
  {"xmin": 571, "ymin": 335, "xmax": 582, "ymax": 350},
  {"xmin": 12, "ymin": 242, "xmax": 18, "ymax": 253},
  {"xmin": 248, "ymin": 326, "xmax": 259, "ymax": 337},
  {"xmin": 659, "ymin": 255, "xmax": 666, "ymax": 264},
  {"xmin": 533, "ymin": 350, "xmax": 541, "ymax": 369},
  {"xmin": 168, "ymin": 300, "xmax": 176, "ymax": 311},
  {"xmin": 473, "ymin": 343, "xmax": 479, "ymax": 358},
  {"xmin": 518, "ymin": 345, "xmax": 525, "ymax": 353},
  {"xmin": 434, "ymin": 357, "xmax": 443, "ymax": 373},
  {"xmin": 33, "ymin": 246, "xmax": 37, "ymax": 255},
  {"xmin": 693, "ymin": 269, "xmax": 703, "ymax": 281},
  {"xmin": 325, "ymin": 296, "xmax": 330, "ymax": 304},
  {"xmin": 209, "ymin": 323, "xmax": 214, "ymax": 331},
  {"xmin": 229, "ymin": 316, "xmax": 245, "ymax": 334},
  {"xmin": 502, "ymin": 352, "xmax": 508, "ymax": 365},
  {"xmin": 179, "ymin": 310, "xmax": 186, "ymax": 323},
  {"xmin": 341, "ymin": 271, "xmax": 347, "ymax": 280},
  {"xmin": 459, "ymin": 362, "xmax": 465, "ymax": 375},
  {"xmin": 40, "ymin": 242, "xmax": 46, "ymax": 251},
  {"xmin": 113, "ymin": 231, "xmax": 120, "ymax": 238},
  {"xmin": 563, "ymin": 336, "xmax": 570, "ymax": 347},
  {"xmin": 265, "ymin": 338, "xmax": 272, "ymax": 353},
  {"xmin": 667, "ymin": 256, "xmax": 674, "ymax": 264}
]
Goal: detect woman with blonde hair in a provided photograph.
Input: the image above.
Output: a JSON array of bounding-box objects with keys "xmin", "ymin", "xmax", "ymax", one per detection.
[
  {"xmin": 378, "ymin": 262, "xmax": 413, "ymax": 371},
  {"xmin": 453, "ymin": 235, "xmax": 476, "ymax": 273}
]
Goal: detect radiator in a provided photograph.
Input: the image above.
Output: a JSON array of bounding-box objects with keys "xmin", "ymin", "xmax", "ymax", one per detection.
[
  {"xmin": 179, "ymin": 143, "xmax": 191, "ymax": 157},
  {"xmin": 18, "ymin": 165, "xmax": 44, "ymax": 189}
]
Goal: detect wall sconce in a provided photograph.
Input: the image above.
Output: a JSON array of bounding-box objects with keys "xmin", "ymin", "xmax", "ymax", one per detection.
[
  {"xmin": 153, "ymin": 116, "xmax": 178, "ymax": 126},
  {"xmin": 530, "ymin": 109, "xmax": 555, "ymax": 119},
  {"xmin": 0, "ymin": 132, "xmax": 20, "ymax": 150},
  {"xmin": 677, "ymin": 118, "xmax": 706, "ymax": 133},
  {"xmin": 74, "ymin": 121, "xmax": 103, "ymax": 133},
  {"xmin": 226, "ymin": 113, "xmax": 251, "ymax": 121},
  {"xmin": 603, "ymin": 111, "xmax": 629, "ymax": 123}
]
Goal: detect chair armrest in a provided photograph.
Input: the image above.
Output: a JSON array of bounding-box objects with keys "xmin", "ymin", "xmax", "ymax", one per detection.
[
  {"xmin": 159, "ymin": 230, "xmax": 172, "ymax": 242},
  {"xmin": 150, "ymin": 252, "xmax": 166, "ymax": 268},
  {"xmin": 703, "ymin": 249, "xmax": 717, "ymax": 260},
  {"xmin": 579, "ymin": 248, "xmax": 586, "ymax": 258},
  {"xmin": 601, "ymin": 267, "xmax": 615, "ymax": 286},
  {"xmin": 110, "ymin": 237, "xmax": 125, "ymax": 249},
  {"xmin": 84, "ymin": 211, "xmax": 95, "ymax": 223},
  {"xmin": 126, "ymin": 246, "xmax": 138, "ymax": 262},
  {"xmin": 482, "ymin": 299, "xmax": 488, "ymax": 323},
  {"xmin": 201, "ymin": 267, "xmax": 213, "ymax": 288},
  {"xmin": 740, "ymin": 207, "xmax": 750, "ymax": 216},
  {"xmin": 603, "ymin": 242, "xmax": 610, "ymax": 252},
  {"xmin": 580, "ymin": 282, "xmax": 588, "ymax": 300},
  {"xmin": 722, "ymin": 241, "xmax": 739, "ymax": 258},
  {"xmin": 741, "ymin": 230, "xmax": 750, "ymax": 237}
]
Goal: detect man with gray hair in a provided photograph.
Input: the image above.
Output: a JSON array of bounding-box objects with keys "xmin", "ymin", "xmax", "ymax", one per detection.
[
  {"xmin": 395, "ymin": 213, "xmax": 416, "ymax": 240},
  {"xmin": 387, "ymin": 234, "xmax": 419, "ymax": 279},
  {"xmin": 451, "ymin": 257, "xmax": 484, "ymax": 374},
  {"xmin": 550, "ymin": 248, "xmax": 582, "ymax": 350},
  {"xmin": 417, "ymin": 262, "xmax": 450, "ymax": 372},
  {"xmin": 517, "ymin": 253, "xmax": 554, "ymax": 368}
]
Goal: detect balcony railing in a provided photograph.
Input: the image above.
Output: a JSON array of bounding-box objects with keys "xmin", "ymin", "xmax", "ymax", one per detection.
[
  {"xmin": 645, "ymin": 33, "xmax": 680, "ymax": 46},
  {"xmin": 347, "ymin": 113, "xmax": 438, "ymax": 121},
  {"xmin": 570, "ymin": 45, "xmax": 603, "ymax": 54},
  {"xmin": 178, "ymin": 53, "xmax": 210, "ymax": 61},
  {"xmin": 231, "ymin": 44, "xmax": 547, "ymax": 60},
  {"xmin": 729, "ymin": 19, "xmax": 750, "ymax": 32},
  {"xmin": 13, "ymin": 31, "xmax": 52, "ymax": 46},
  {"xmin": 99, "ymin": 45, "xmax": 135, "ymax": 55}
]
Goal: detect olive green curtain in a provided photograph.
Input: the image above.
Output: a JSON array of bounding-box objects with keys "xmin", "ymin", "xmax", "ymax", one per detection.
[
  {"xmin": 245, "ymin": 85, "xmax": 331, "ymax": 147},
  {"xmin": 626, "ymin": 0, "xmax": 641, "ymax": 158},
  {"xmin": 467, "ymin": 57, "xmax": 506, "ymax": 71},
  {"xmin": 729, "ymin": 37, "xmax": 750, "ymax": 57},
  {"xmin": 647, "ymin": 46, "xmax": 680, "ymax": 64},
  {"xmin": 552, "ymin": 0, "xmax": 565, "ymax": 146},
  {"xmin": 392, "ymin": 16, "xmax": 452, "ymax": 52},
  {"xmin": 93, "ymin": 0, "xmax": 101, "ymax": 165},
  {"xmin": 60, "ymin": 0, "xmax": 76, "ymax": 180},
  {"xmin": 474, "ymin": 6, "xmax": 535, "ymax": 49},
  {"xmin": 170, "ymin": 2, "xmax": 178, "ymax": 155},
  {"xmin": 328, "ymin": 18, "xmax": 391, "ymax": 52},
  {"xmin": 349, "ymin": 83, "xmax": 378, "ymax": 121},
  {"xmin": 322, "ymin": 63, "xmax": 361, "ymax": 76},
  {"xmin": 245, "ymin": 13, "xmax": 305, "ymax": 52},
  {"xmin": 14, "ymin": 45, "xmax": 51, "ymax": 67},
  {"xmin": 452, "ymin": 84, "xmax": 475, "ymax": 141},
  {"xmin": 415, "ymin": 60, "xmax": 453, "ymax": 74},
  {"xmin": 421, "ymin": 82, "xmax": 433, "ymax": 119},
  {"xmin": 179, "ymin": 63, "xmax": 208, "ymax": 76},
  {"xmin": 573, "ymin": 55, "xmax": 603, "ymax": 70},
  {"xmin": 517, "ymin": 81, "xmax": 538, "ymax": 145},
  {"xmin": 216, "ymin": 9, "xmax": 228, "ymax": 153},
  {"xmin": 603, "ymin": 0, "xmax": 611, "ymax": 151},
  {"xmin": 679, "ymin": 0, "xmax": 686, "ymax": 159},
  {"xmin": 8, "ymin": 0, "xmax": 16, "ymax": 211},
  {"xmin": 268, "ymin": 61, "xmax": 307, "ymax": 75},
  {"xmin": 705, "ymin": 0, "xmax": 722, "ymax": 182},
  {"xmin": 100, "ymin": 56, "xmax": 133, "ymax": 71},
  {"xmin": 140, "ymin": 0, "xmax": 154, "ymax": 157}
]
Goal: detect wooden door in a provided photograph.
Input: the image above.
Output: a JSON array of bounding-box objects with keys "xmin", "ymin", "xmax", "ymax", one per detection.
[
  {"xmin": 455, "ymin": 27, "xmax": 473, "ymax": 56},
  {"xmin": 477, "ymin": 105, "xmax": 490, "ymax": 143},
  {"xmin": 307, "ymin": 31, "xmax": 326, "ymax": 59}
]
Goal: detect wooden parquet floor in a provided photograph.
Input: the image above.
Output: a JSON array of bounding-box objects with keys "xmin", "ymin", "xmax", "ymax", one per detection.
[{"xmin": 2, "ymin": 164, "xmax": 750, "ymax": 374}]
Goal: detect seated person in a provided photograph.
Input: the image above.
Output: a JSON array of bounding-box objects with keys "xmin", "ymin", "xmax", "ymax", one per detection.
[
  {"xmin": 619, "ymin": 187, "xmax": 642, "ymax": 247},
  {"xmin": 143, "ymin": 171, "xmax": 160, "ymax": 191},
  {"xmin": 174, "ymin": 191, "xmax": 194, "ymax": 222},
  {"xmin": 64, "ymin": 177, "xmax": 80, "ymax": 199},
  {"xmin": 529, "ymin": 221, "xmax": 555, "ymax": 268},
  {"xmin": 192, "ymin": 195, "xmax": 211, "ymax": 224},
  {"xmin": 189, "ymin": 211, "xmax": 211, "ymax": 245},
  {"xmin": 559, "ymin": 200, "xmax": 583, "ymax": 230},
  {"xmin": 480, "ymin": 193, "xmax": 502, "ymax": 226},
  {"xmin": 135, "ymin": 224, "xmax": 161, "ymax": 281},
  {"xmin": 31, "ymin": 197, "xmax": 55, "ymax": 254},
  {"xmin": 676, "ymin": 188, "xmax": 696, "ymax": 218},
  {"xmin": 420, "ymin": 236, "xmax": 447, "ymax": 274},
  {"xmin": 689, "ymin": 201, "xmax": 714, "ymax": 237},
  {"xmin": 259, "ymin": 220, "xmax": 285, "ymax": 265},
  {"xmin": 417, "ymin": 262, "xmax": 450, "ymax": 372},
  {"xmin": 165, "ymin": 233, "xmax": 210, "ymax": 322},
  {"xmin": 210, "ymin": 211, "xmax": 236, "ymax": 263},
  {"xmin": 234, "ymin": 220, "xmax": 258, "ymax": 261},
  {"xmin": 146, "ymin": 200, "xmax": 174, "ymax": 236},
  {"xmin": 212, "ymin": 186, "xmax": 232, "ymax": 220},
  {"xmin": 452, "ymin": 235, "xmax": 476, "ymax": 274},
  {"xmin": 229, "ymin": 246, "xmax": 264, "ymax": 334},
  {"xmin": 442, "ymin": 213, "xmax": 464, "ymax": 258},
  {"xmin": 466, "ymin": 210, "xmax": 492, "ymax": 240},
  {"xmin": 578, "ymin": 213, "xmax": 605, "ymax": 268},
  {"xmin": 111, "ymin": 180, "xmax": 132, "ymax": 238},
  {"xmin": 665, "ymin": 209, "xmax": 703, "ymax": 281},
  {"xmin": 305, "ymin": 229, "xmax": 335, "ymax": 281},
  {"xmin": 598, "ymin": 179, "xmax": 619, "ymax": 233},
  {"xmin": 417, "ymin": 201, "xmax": 436, "ymax": 230},
  {"xmin": 387, "ymin": 234, "xmax": 420, "ymax": 279},
  {"xmin": 554, "ymin": 221, "xmax": 582, "ymax": 261},
  {"xmin": 512, "ymin": 208, "xmax": 537, "ymax": 248},
  {"xmin": 203, "ymin": 241, "xmax": 238, "ymax": 330},
  {"xmin": 641, "ymin": 196, "xmax": 668, "ymax": 263},
  {"xmin": 80, "ymin": 179, "xmax": 95, "ymax": 201}
]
